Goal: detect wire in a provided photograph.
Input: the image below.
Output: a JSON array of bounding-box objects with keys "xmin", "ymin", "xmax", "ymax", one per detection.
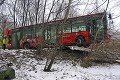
[
  {"xmin": 90, "ymin": 0, "xmax": 108, "ymax": 13},
  {"xmin": 112, "ymin": 14, "xmax": 120, "ymax": 19}
]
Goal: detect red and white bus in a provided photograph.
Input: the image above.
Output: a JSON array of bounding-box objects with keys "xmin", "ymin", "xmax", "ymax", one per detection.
[{"xmin": 4, "ymin": 12, "xmax": 111, "ymax": 49}]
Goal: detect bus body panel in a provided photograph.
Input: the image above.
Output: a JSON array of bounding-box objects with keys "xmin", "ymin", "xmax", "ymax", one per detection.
[
  {"xmin": 20, "ymin": 36, "xmax": 45, "ymax": 48},
  {"xmin": 57, "ymin": 31, "xmax": 89, "ymax": 45}
]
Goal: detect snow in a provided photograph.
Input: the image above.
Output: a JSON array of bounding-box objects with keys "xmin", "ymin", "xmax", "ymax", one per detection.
[{"xmin": 0, "ymin": 49, "xmax": 120, "ymax": 80}]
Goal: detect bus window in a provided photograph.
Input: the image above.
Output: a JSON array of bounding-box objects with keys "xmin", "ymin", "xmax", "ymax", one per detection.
[
  {"xmin": 32, "ymin": 27, "xmax": 36, "ymax": 37},
  {"xmin": 58, "ymin": 24, "xmax": 71, "ymax": 34},
  {"xmin": 23, "ymin": 27, "xmax": 32, "ymax": 38},
  {"xmin": 96, "ymin": 19, "xmax": 104, "ymax": 36},
  {"xmin": 63, "ymin": 24, "xmax": 71, "ymax": 33},
  {"xmin": 36, "ymin": 26, "xmax": 43, "ymax": 37},
  {"xmin": 97, "ymin": 20, "xmax": 104, "ymax": 30},
  {"xmin": 51, "ymin": 26, "xmax": 57, "ymax": 43},
  {"xmin": 45, "ymin": 27, "xmax": 50, "ymax": 41},
  {"xmin": 92, "ymin": 20, "xmax": 97, "ymax": 34},
  {"xmin": 58, "ymin": 24, "xmax": 62, "ymax": 34},
  {"xmin": 78, "ymin": 26, "xmax": 86, "ymax": 31},
  {"xmin": 92, "ymin": 19, "xmax": 104, "ymax": 34},
  {"xmin": 72, "ymin": 23, "xmax": 86, "ymax": 32},
  {"xmin": 64, "ymin": 27, "xmax": 71, "ymax": 33}
]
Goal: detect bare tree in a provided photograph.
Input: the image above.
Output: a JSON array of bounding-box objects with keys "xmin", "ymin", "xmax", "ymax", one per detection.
[
  {"xmin": 0, "ymin": 0, "xmax": 5, "ymax": 6},
  {"xmin": 13, "ymin": 0, "xmax": 17, "ymax": 28},
  {"xmin": 35, "ymin": 0, "xmax": 40, "ymax": 24},
  {"xmin": 43, "ymin": 0, "xmax": 72, "ymax": 72}
]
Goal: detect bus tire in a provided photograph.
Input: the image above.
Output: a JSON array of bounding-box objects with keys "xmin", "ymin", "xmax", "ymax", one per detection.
[
  {"xmin": 24, "ymin": 43, "xmax": 30, "ymax": 49},
  {"xmin": 76, "ymin": 36, "xmax": 85, "ymax": 47}
]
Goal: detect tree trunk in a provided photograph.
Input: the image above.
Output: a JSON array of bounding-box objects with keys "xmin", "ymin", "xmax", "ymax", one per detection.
[
  {"xmin": 43, "ymin": 48, "xmax": 57, "ymax": 72},
  {"xmin": 43, "ymin": 0, "xmax": 72, "ymax": 72}
]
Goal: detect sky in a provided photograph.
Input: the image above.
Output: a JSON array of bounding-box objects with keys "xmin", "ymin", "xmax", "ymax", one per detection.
[
  {"xmin": 107, "ymin": 0, "xmax": 120, "ymax": 31},
  {"xmin": 74, "ymin": 0, "xmax": 120, "ymax": 31}
]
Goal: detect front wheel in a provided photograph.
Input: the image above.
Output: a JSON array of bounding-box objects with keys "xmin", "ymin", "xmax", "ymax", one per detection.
[
  {"xmin": 24, "ymin": 43, "xmax": 30, "ymax": 49},
  {"xmin": 76, "ymin": 36, "xmax": 85, "ymax": 47}
]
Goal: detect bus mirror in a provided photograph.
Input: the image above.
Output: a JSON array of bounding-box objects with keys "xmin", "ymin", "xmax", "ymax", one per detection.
[{"xmin": 108, "ymin": 14, "xmax": 112, "ymax": 20}]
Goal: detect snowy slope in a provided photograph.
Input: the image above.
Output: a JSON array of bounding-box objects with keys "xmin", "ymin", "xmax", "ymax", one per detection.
[{"xmin": 0, "ymin": 49, "xmax": 120, "ymax": 80}]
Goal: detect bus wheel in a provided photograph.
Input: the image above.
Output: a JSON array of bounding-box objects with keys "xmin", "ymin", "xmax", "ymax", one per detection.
[
  {"xmin": 24, "ymin": 43, "xmax": 30, "ymax": 49},
  {"xmin": 76, "ymin": 36, "xmax": 85, "ymax": 47}
]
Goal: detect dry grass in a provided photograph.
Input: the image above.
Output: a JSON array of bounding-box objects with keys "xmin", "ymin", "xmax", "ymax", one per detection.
[{"xmin": 79, "ymin": 40, "xmax": 120, "ymax": 67}]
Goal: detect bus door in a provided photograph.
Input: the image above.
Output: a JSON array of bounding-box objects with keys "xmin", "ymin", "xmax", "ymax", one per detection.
[
  {"xmin": 12, "ymin": 29, "xmax": 20, "ymax": 49},
  {"xmin": 36, "ymin": 25, "xmax": 44, "ymax": 44},
  {"xmin": 45, "ymin": 26, "xmax": 50, "ymax": 44},
  {"xmin": 36, "ymin": 26, "xmax": 43, "ymax": 37},
  {"xmin": 44, "ymin": 24, "xmax": 57, "ymax": 45},
  {"xmin": 50, "ymin": 25, "xmax": 57, "ymax": 45},
  {"xmin": 23, "ymin": 27, "xmax": 32, "ymax": 39}
]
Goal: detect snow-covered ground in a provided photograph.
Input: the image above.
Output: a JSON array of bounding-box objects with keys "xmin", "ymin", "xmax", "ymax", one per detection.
[{"xmin": 0, "ymin": 49, "xmax": 120, "ymax": 80}]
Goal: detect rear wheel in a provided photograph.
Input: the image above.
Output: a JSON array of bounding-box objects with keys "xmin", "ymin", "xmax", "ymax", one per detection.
[
  {"xmin": 24, "ymin": 43, "xmax": 30, "ymax": 49},
  {"xmin": 76, "ymin": 36, "xmax": 85, "ymax": 47}
]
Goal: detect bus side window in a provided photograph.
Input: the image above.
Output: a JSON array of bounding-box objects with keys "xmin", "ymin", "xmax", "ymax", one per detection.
[{"xmin": 26, "ymin": 34, "xmax": 31, "ymax": 38}]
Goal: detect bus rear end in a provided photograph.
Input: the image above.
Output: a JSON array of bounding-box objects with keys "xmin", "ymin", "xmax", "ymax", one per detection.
[
  {"xmin": 57, "ymin": 20, "xmax": 89, "ymax": 47},
  {"xmin": 57, "ymin": 12, "xmax": 111, "ymax": 47}
]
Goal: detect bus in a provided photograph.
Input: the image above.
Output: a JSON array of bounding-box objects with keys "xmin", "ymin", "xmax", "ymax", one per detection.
[{"xmin": 4, "ymin": 12, "xmax": 111, "ymax": 49}]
